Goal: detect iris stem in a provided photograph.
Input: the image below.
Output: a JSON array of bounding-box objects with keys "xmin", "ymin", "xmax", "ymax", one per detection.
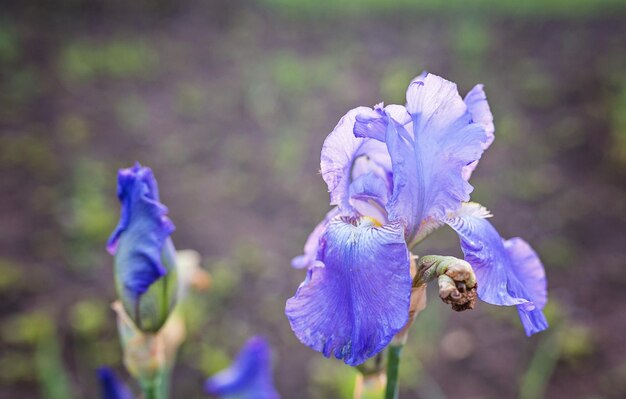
[
  {"xmin": 159, "ymin": 367, "xmax": 172, "ymax": 399},
  {"xmin": 140, "ymin": 382, "xmax": 157, "ymax": 399},
  {"xmin": 384, "ymin": 344, "xmax": 404, "ymax": 399},
  {"xmin": 140, "ymin": 375, "xmax": 167, "ymax": 399}
]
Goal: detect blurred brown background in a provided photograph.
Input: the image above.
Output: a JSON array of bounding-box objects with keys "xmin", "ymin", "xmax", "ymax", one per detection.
[{"xmin": 1, "ymin": 0, "xmax": 626, "ymax": 398}]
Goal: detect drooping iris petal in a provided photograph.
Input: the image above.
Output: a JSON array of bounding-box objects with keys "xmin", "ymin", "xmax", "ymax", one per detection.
[
  {"xmin": 291, "ymin": 208, "xmax": 339, "ymax": 269},
  {"xmin": 107, "ymin": 163, "xmax": 175, "ymax": 297},
  {"xmin": 286, "ymin": 218, "xmax": 411, "ymax": 366},
  {"xmin": 504, "ymin": 237, "xmax": 549, "ymax": 334},
  {"xmin": 321, "ymin": 107, "xmax": 392, "ymax": 213},
  {"xmin": 462, "ymin": 84, "xmax": 495, "ymax": 180},
  {"xmin": 204, "ymin": 336, "xmax": 280, "ymax": 399},
  {"xmin": 444, "ymin": 203, "xmax": 548, "ymax": 335},
  {"xmin": 97, "ymin": 367, "xmax": 133, "ymax": 399}
]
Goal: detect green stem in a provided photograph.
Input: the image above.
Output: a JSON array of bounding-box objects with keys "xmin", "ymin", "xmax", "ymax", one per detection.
[
  {"xmin": 384, "ymin": 344, "xmax": 404, "ymax": 399},
  {"xmin": 159, "ymin": 367, "xmax": 172, "ymax": 399},
  {"xmin": 140, "ymin": 375, "xmax": 167, "ymax": 399},
  {"xmin": 140, "ymin": 381, "xmax": 157, "ymax": 399}
]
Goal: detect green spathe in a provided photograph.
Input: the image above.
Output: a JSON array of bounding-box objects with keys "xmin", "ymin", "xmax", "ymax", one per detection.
[{"xmin": 116, "ymin": 238, "xmax": 178, "ymax": 333}]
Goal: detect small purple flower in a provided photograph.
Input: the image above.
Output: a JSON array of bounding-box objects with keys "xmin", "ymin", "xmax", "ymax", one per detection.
[
  {"xmin": 97, "ymin": 367, "xmax": 134, "ymax": 399},
  {"xmin": 287, "ymin": 72, "xmax": 548, "ymax": 366},
  {"xmin": 204, "ymin": 336, "xmax": 280, "ymax": 399},
  {"xmin": 107, "ymin": 162, "xmax": 178, "ymax": 332}
]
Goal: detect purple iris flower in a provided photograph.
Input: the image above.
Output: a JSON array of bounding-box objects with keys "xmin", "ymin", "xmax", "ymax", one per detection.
[
  {"xmin": 286, "ymin": 72, "xmax": 548, "ymax": 366},
  {"xmin": 107, "ymin": 162, "xmax": 178, "ymax": 332},
  {"xmin": 204, "ymin": 336, "xmax": 280, "ymax": 399},
  {"xmin": 97, "ymin": 367, "xmax": 134, "ymax": 399}
]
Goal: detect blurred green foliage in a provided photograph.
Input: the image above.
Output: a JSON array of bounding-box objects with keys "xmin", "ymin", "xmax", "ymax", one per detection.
[
  {"xmin": 63, "ymin": 158, "xmax": 116, "ymax": 269},
  {"xmin": 0, "ymin": 258, "xmax": 23, "ymax": 292},
  {"xmin": 59, "ymin": 38, "xmax": 158, "ymax": 84},
  {"xmin": 0, "ymin": 24, "xmax": 19, "ymax": 63},
  {"xmin": 69, "ymin": 299, "xmax": 108, "ymax": 337}
]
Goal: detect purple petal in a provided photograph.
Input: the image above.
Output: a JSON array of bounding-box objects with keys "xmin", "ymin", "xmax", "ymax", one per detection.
[
  {"xmin": 354, "ymin": 106, "xmax": 387, "ymax": 141},
  {"xmin": 355, "ymin": 74, "xmax": 489, "ymax": 242},
  {"xmin": 107, "ymin": 163, "xmax": 175, "ymax": 298},
  {"xmin": 382, "ymin": 117, "xmax": 422, "ymax": 238},
  {"xmin": 445, "ymin": 206, "xmax": 548, "ymax": 335},
  {"xmin": 504, "ymin": 237, "xmax": 548, "ymax": 310},
  {"xmin": 462, "ymin": 84, "xmax": 495, "ymax": 180},
  {"xmin": 204, "ymin": 336, "xmax": 280, "ymax": 399},
  {"xmin": 354, "ymin": 107, "xmax": 419, "ymax": 236},
  {"xmin": 291, "ymin": 208, "xmax": 339, "ymax": 269},
  {"xmin": 405, "ymin": 73, "xmax": 487, "ymax": 224},
  {"xmin": 321, "ymin": 107, "xmax": 392, "ymax": 213},
  {"xmin": 97, "ymin": 367, "xmax": 133, "ymax": 399},
  {"xmin": 348, "ymin": 172, "xmax": 390, "ymax": 223},
  {"xmin": 286, "ymin": 218, "xmax": 411, "ymax": 366}
]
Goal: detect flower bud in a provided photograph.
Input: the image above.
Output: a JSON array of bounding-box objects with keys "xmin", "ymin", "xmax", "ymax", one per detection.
[{"xmin": 107, "ymin": 163, "xmax": 178, "ymax": 332}]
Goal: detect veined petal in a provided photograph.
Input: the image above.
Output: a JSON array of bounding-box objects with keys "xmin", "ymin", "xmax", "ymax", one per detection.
[
  {"xmin": 462, "ymin": 84, "xmax": 495, "ymax": 180},
  {"xmin": 107, "ymin": 163, "xmax": 175, "ymax": 297},
  {"xmin": 355, "ymin": 74, "xmax": 489, "ymax": 241},
  {"xmin": 348, "ymin": 172, "xmax": 390, "ymax": 223},
  {"xmin": 406, "ymin": 73, "xmax": 488, "ymax": 227},
  {"xmin": 505, "ymin": 238, "xmax": 548, "ymax": 310},
  {"xmin": 291, "ymin": 208, "xmax": 339, "ymax": 269},
  {"xmin": 204, "ymin": 336, "xmax": 280, "ymax": 399},
  {"xmin": 97, "ymin": 367, "xmax": 133, "ymax": 399},
  {"xmin": 286, "ymin": 218, "xmax": 411, "ymax": 366},
  {"xmin": 321, "ymin": 107, "xmax": 392, "ymax": 213},
  {"xmin": 445, "ymin": 203, "xmax": 548, "ymax": 335},
  {"xmin": 355, "ymin": 108, "xmax": 420, "ymax": 237}
]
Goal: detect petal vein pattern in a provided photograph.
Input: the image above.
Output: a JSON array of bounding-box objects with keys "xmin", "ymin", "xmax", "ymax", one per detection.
[
  {"xmin": 321, "ymin": 107, "xmax": 392, "ymax": 214},
  {"xmin": 445, "ymin": 204, "xmax": 548, "ymax": 335},
  {"xmin": 354, "ymin": 73, "xmax": 488, "ymax": 241},
  {"xmin": 286, "ymin": 219, "xmax": 411, "ymax": 366}
]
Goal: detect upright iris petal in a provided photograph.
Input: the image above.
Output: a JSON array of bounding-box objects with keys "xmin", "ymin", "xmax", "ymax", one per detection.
[
  {"xmin": 445, "ymin": 203, "xmax": 548, "ymax": 335},
  {"xmin": 97, "ymin": 367, "xmax": 133, "ymax": 399},
  {"xmin": 204, "ymin": 336, "xmax": 280, "ymax": 399},
  {"xmin": 107, "ymin": 163, "xmax": 178, "ymax": 332},
  {"xmin": 462, "ymin": 84, "xmax": 495, "ymax": 180},
  {"xmin": 286, "ymin": 218, "xmax": 411, "ymax": 366},
  {"xmin": 354, "ymin": 73, "xmax": 488, "ymax": 242},
  {"xmin": 320, "ymin": 107, "xmax": 392, "ymax": 214}
]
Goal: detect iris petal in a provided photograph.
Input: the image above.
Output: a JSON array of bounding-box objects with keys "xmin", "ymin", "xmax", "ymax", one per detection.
[
  {"xmin": 321, "ymin": 107, "xmax": 392, "ymax": 213},
  {"xmin": 354, "ymin": 74, "xmax": 488, "ymax": 241},
  {"xmin": 291, "ymin": 208, "xmax": 339, "ymax": 269},
  {"xmin": 348, "ymin": 171, "xmax": 390, "ymax": 223},
  {"xmin": 462, "ymin": 84, "xmax": 495, "ymax": 180},
  {"xmin": 97, "ymin": 367, "xmax": 133, "ymax": 399},
  {"xmin": 405, "ymin": 73, "xmax": 487, "ymax": 225},
  {"xmin": 107, "ymin": 163, "xmax": 175, "ymax": 297},
  {"xmin": 445, "ymin": 204, "xmax": 548, "ymax": 335},
  {"xmin": 204, "ymin": 336, "xmax": 280, "ymax": 399},
  {"xmin": 286, "ymin": 218, "xmax": 411, "ymax": 366}
]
